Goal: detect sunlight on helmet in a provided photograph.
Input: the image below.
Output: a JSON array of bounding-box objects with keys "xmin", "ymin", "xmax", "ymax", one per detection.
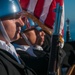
[{"xmin": 12, "ymin": 4, "xmax": 17, "ymax": 12}]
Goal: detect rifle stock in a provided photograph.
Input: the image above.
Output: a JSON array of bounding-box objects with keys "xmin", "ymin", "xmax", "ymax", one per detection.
[{"xmin": 47, "ymin": 3, "xmax": 62, "ymax": 75}]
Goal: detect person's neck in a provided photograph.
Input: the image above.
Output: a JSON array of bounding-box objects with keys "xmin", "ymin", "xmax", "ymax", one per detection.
[
  {"xmin": 0, "ymin": 35, "xmax": 9, "ymax": 44},
  {"xmin": 12, "ymin": 38, "xmax": 28, "ymax": 45}
]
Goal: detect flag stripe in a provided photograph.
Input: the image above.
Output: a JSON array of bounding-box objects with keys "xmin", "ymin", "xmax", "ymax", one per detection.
[
  {"xmin": 45, "ymin": 0, "xmax": 56, "ymax": 29},
  {"xmin": 34, "ymin": 0, "xmax": 45, "ymax": 18},
  {"xmin": 39, "ymin": 0, "xmax": 53, "ymax": 23},
  {"xmin": 20, "ymin": 0, "xmax": 30, "ymax": 10},
  {"xmin": 60, "ymin": 3, "xmax": 64, "ymax": 35},
  {"xmin": 56, "ymin": 0, "xmax": 63, "ymax": 6},
  {"xmin": 27, "ymin": 0, "xmax": 38, "ymax": 13}
]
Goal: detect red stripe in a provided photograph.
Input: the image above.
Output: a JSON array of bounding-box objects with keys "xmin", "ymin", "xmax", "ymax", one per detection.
[
  {"xmin": 56, "ymin": 0, "xmax": 63, "ymax": 6},
  {"xmin": 20, "ymin": 0, "xmax": 30, "ymax": 10},
  {"xmin": 34, "ymin": 0, "xmax": 45, "ymax": 19},
  {"xmin": 45, "ymin": 0, "xmax": 56, "ymax": 29}
]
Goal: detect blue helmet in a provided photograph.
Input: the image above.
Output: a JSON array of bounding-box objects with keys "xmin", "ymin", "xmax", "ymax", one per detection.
[
  {"xmin": 21, "ymin": 18, "xmax": 42, "ymax": 32},
  {"xmin": 0, "ymin": 0, "xmax": 22, "ymax": 19},
  {"xmin": 0, "ymin": 0, "xmax": 22, "ymax": 43}
]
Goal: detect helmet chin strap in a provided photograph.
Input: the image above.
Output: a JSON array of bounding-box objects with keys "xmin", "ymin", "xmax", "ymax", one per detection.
[
  {"xmin": 20, "ymin": 32, "xmax": 32, "ymax": 46},
  {"xmin": 0, "ymin": 20, "xmax": 11, "ymax": 43}
]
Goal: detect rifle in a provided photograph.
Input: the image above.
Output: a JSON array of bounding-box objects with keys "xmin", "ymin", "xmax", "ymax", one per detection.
[{"xmin": 47, "ymin": 3, "xmax": 63, "ymax": 75}]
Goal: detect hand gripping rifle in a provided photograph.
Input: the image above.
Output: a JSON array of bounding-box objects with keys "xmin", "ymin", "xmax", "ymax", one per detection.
[{"xmin": 47, "ymin": 3, "xmax": 63, "ymax": 75}]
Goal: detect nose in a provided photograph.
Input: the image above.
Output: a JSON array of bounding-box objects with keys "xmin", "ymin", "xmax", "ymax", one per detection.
[
  {"xmin": 18, "ymin": 17, "xmax": 24, "ymax": 27},
  {"xmin": 39, "ymin": 31, "xmax": 45, "ymax": 40},
  {"xmin": 40, "ymin": 31, "xmax": 45, "ymax": 36}
]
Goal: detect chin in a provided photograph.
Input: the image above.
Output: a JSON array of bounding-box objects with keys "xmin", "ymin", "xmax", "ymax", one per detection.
[
  {"xmin": 16, "ymin": 36, "xmax": 20, "ymax": 40},
  {"xmin": 13, "ymin": 35, "xmax": 20, "ymax": 41},
  {"xmin": 17, "ymin": 34, "xmax": 21, "ymax": 38},
  {"xmin": 41, "ymin": 42, "xmax": 44, "ymax": 45}
]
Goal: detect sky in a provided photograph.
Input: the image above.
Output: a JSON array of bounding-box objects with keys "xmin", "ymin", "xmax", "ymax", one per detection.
[{"xmin": 64, "ymin": 0, "xmax": 75, "ymax": 41}]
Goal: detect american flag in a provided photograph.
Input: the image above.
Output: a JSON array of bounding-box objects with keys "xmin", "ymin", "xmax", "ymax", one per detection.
[{"xmin": 20, "ymin": 0, "xmax": 64, "ymax": 35}]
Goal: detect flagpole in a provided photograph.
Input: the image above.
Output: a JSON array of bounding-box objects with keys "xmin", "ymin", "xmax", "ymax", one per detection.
[{"xmin": 22, "ymin": 10, "xmax": 53, "ymax": 35}]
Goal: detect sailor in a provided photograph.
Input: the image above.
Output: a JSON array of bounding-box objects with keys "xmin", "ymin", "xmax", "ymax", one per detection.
[
  {"xmin": 0, "ymin": 0, "xmax": 37, "ymax": 75},
  {"xmin": 12, "ymin": 17, "xmax": 49, "ymax": 75},
  {"xmin": 13, "ymin": 17, "xmax": 46, "ymax": 57}
]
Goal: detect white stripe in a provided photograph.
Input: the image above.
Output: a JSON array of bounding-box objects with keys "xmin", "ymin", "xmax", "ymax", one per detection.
[
  {"xmin": 40, "ymin": 0, "xmax": 53, "ymax": 22},
  {"xmin": 60, "ymin": 3, "xmax": 65, "ymax": 35},
  {"xmin": 27, "ymin": 0, "xmax": 38, "ymax": 13}
]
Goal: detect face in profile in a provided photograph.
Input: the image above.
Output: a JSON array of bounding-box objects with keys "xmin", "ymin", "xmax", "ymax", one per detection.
[
  {"xmin": 2, "ymin": 17, "xmax": 24, "ymax": 42},
  {"xmin": 25, "ymin": 28, "xmax": 45, "ymax": 46}
]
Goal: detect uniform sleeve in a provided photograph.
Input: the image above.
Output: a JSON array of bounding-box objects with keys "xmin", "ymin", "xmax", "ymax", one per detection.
[{"xmin": 0, "ymin": 62, "xmax": 7, "ymax": 75}]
